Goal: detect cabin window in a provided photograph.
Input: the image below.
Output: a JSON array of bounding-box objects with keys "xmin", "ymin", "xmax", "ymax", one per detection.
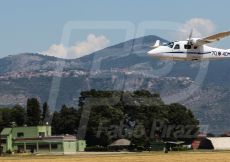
[
  {"xmin": 184, "ymin": 45, "xmax": 191, "ymax": 49},
  {"xmin": 174, "ymin": 44, "xmax": 180, "ymax": 49}
]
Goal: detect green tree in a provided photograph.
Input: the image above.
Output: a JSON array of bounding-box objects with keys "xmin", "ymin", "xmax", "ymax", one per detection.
[
  {"xmin": 42, "ymin": 102, "xmax": 50, "ymax": 125},
  {"xmin": 165, "ymin": 103, "xmax": 199, "ymax": 142},
  {"xmin": 50, "ymin": 90, "xmax": 200, "ymax": 148},
  {"xmin": 26, "ymin": 98, "xmax": 41, "ymax": 126},
  {"xmin": 0, "ymin": 108, "xmax": 14, "ymax": 131},
  {"xmin": 51, "ymin": 105, "xmax": 79, "ymax": 135},
  {"xmin": 1, "ymin": 108, "xmax": 13, "ymax": 127},
  {"xmin": 51, "ymin": 111, "xmax": 62, "ymax": 134},
  {"xmin": 12, "ymin": 105, "xmax": 26, "ymax": 126},
  {"xmin": 0, "ymin": 110, "xmax": 4, "ymax": 131},
  {"xmin": 85, "ymin": 105, "xmax": 123, "ymax": 146}
]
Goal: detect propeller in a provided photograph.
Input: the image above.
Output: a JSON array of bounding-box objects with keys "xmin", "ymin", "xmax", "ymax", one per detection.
[{"xmin": 187, "ymin": 29, "xmax": 193, "ymax": 45}]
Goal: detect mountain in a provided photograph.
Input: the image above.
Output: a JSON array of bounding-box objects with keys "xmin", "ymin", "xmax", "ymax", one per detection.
[{"xmin": 1, "ymin": 35, "xmax": 230, "ymax": 134}]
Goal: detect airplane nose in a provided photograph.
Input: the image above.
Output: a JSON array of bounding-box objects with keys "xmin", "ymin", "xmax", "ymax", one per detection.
[
  {"xmin": 147, "ymin": 49, "xmax": 158, "ymax": 55},
  {"xmin": 147, "ymin": 50, "xmax": 152, "ymax": 55}
]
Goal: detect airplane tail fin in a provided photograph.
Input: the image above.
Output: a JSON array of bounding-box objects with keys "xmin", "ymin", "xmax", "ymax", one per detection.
[{"xmin": 150, "ymin": 40, "xmax": 160, "ymax": 49}]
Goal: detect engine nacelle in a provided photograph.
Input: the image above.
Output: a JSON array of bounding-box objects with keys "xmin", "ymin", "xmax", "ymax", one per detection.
[{"xmin": 187, "ymin": 38, "xmax": 200, "ymax": 45}]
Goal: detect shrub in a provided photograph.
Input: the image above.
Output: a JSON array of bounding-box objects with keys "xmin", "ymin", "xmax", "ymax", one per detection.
[
  {"xmin": 6, "ymin": 150, "xmax": 12, "ymax": 154},
  {"xmin": 172, "ymin": 146, "xmax": 188, "ymax": 151},
  {"xmin": 85, "ymin": 146, "xmax": 109, "ymax": 152}
]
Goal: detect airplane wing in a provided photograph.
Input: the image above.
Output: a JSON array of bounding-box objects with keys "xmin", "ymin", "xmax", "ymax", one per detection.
[{"xmin": 195, "ymin": 31, "xmax": 230, "ymax": 46}]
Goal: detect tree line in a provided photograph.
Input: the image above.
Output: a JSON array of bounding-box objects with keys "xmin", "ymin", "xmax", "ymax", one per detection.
[
  {"xmin": 0, "ymin": 90, "xmax": 199, "ymax": 147},
  {"xmin": 0, "ymin": 98, "xmax": 50, "ymax": 130},
  {"xmin": 53, "ymin": 90, "xmax": 199, "ymax": 147}
]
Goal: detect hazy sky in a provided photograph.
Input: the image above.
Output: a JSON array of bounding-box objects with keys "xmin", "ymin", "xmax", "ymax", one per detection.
[{"xmin": 0, "ymin": 0, "xmax": 229, "ymax": 58}]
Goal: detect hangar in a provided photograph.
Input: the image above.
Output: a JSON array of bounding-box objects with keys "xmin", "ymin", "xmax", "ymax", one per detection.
[
  {"xmin": 207, "ymin": 137, "xmax": 230, "ymax": 150},
  {"xmin": 192, "ymin": 137, "xmax": 230, "ymax": 150}
]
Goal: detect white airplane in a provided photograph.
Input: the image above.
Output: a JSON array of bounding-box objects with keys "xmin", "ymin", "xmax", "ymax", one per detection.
[{"xmin": 147, "ymin": 31, "xmax": 230, "ymax": 61}]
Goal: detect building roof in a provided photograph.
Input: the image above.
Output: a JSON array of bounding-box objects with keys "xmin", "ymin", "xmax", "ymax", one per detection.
[
  {"xmin": 14, "ymin": 135, "xmax": 77, "ymax": 143},
  {"xmin": 197, "ymin": 133, "xmax": 207, "ymax": 138},
  {"xmin": 109, "ymin": 139, "xmax": 131, "ymax": 146},
  {"xmin": 0, "ymin": 128, "xmax": 12, "ymax": 135}
]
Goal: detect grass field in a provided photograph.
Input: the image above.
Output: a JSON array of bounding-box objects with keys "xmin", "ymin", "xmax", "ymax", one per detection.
[{"xmin": 0, "ymin": 151, "xmax": 230, "ymax": 162}]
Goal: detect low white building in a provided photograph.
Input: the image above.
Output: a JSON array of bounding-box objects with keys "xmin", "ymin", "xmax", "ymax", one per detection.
[{"xmin": 208, "ymin": 137, "xmax": 230, "ymax": 150}]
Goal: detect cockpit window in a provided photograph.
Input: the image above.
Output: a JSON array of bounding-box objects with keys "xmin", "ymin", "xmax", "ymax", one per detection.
[{"xmin": 167, "ymin": 42, "xmax": 174, "ymax": 48}]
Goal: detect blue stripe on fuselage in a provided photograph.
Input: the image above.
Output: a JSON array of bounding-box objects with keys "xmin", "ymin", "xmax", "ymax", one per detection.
[{"xmin": 165, "ymin": 52, "xmax": 211, "ymax": 54}]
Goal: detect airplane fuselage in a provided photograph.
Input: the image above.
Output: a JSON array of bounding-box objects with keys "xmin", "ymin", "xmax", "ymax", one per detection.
[{"xmin": 147, "ymin": 41, "xmax": 230, "ymax": 61}]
